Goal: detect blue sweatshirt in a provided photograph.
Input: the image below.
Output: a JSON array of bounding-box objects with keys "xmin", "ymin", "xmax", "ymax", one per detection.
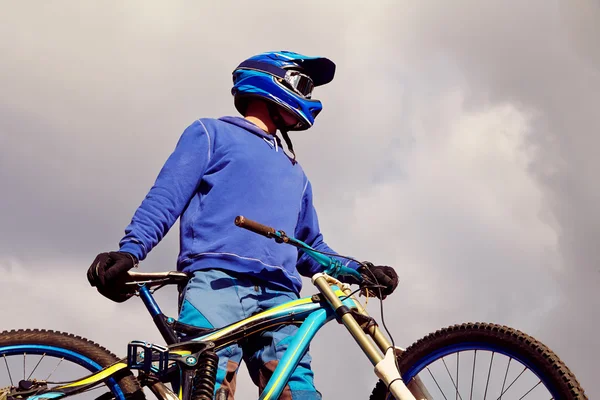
[{"xmin": 119, "ymin": 116, "xmax": 357, "ymax": 294}]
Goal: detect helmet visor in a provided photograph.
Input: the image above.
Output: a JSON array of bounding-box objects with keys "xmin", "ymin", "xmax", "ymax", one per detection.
[{"xmin": 284, "ymin": 70, "xmax": 315, "ymax": 99}]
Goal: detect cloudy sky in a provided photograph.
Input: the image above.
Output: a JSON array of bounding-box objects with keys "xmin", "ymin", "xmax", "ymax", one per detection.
[{"xmin": 1, "ymin": 0, "xmax": 598, "ymax": 398}]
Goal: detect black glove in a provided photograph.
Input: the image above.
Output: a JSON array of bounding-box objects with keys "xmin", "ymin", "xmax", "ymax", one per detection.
[
  {"xmin": 358, "ymin": 262, "xmax": 398, "ymax": 299},
  {"xmin": 87, "ymin": 251, "xmax": 138, "ymax": 303}
]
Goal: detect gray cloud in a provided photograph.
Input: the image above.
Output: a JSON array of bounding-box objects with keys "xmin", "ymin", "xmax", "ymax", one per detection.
[
  {"xmin": 373, "ymin": 1, "xmax": 600, "ymax": 390},
  {"xmin": 1, "ymin": 0, "xmax": 598, "ymax": 398}
]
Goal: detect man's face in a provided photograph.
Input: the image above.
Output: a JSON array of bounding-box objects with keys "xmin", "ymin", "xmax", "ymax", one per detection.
[{"xmin": 279, "ymin": 108, "xmax": 302, "ymax": 128}]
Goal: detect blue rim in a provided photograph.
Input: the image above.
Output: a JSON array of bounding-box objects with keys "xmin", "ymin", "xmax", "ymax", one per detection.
[
  {"xmin": 402, "ymin": 342, "xmax": 559, "ymax": 398},
  {"xmin": 0, "ymin": 344, "xmax": 126, "ymax": 400}
]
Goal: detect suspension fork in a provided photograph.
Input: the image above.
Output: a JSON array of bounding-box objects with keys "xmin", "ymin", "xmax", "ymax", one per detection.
[
  {"xmin": 337, "ymin": 283, "xmax": 433, "ymax": 399},
  {"xmin": 312, "ymin": 274, "xmax": 421, "ymax": 400}
]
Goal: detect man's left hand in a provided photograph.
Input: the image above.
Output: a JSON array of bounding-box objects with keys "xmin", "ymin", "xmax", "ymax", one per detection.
[{"xmin": 358, "ymin": 262, "xmax": 398, "ymax": 299}]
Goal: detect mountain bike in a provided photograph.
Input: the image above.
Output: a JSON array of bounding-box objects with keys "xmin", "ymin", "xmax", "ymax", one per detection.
[{"xmin": 0, "ymin": 216, "xmax": 588, "ymax": 400}]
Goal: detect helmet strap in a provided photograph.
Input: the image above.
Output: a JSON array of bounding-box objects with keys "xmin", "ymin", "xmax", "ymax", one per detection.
[
  {"xmin": 280, "ymin": 131, "xmax": 296, "ymax": 164},
  {"xmin": 266, "ymin": 102, "xmax": 297, "ymax": 164}
]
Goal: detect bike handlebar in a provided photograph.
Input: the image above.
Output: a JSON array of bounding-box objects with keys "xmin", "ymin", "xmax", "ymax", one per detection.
[
  {"xmin": 234, "ymin": 216, "xmax": 276, "ymax": 238},
  {"xmin": 234, "ymin": 215, "xmax": 363, "ymax": 282}
]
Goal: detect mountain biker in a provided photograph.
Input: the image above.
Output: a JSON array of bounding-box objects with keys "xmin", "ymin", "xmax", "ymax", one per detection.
[{"xmin": 86, "ymin": 51, "xmax": 399, "ymax": 400}]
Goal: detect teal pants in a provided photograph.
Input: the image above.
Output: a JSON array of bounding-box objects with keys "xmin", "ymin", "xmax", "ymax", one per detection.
[{"xmin": 178, "ymin": 269, "xmax": 321, "ymax": 400}]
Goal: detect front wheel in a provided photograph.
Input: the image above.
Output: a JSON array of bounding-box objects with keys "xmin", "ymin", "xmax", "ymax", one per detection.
[
  {"xmin": 369, "ymin": 322, "xmax": 587, "ymax": 400},
  {"xmin": 0, "ymin": 329, "xmax": 143, "ymax": 400}
]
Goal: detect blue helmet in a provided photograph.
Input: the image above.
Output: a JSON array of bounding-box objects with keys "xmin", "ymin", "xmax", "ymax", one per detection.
[{"xmin": 231, "ymin": 51, "xmax": 336, "ymax": 131}]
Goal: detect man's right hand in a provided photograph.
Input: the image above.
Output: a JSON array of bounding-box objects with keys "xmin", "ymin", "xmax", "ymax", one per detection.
[{"xmin": 87, "ymin": 251, "xmax": 138, "ymax": 303}]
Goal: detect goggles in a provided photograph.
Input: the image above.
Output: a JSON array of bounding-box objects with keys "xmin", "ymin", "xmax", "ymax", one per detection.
[
  {"xmin": 281, "ymin": 70, "xmax": 314, "ymax": 99},
  {"xmin": 234, "ymin": 60, "xmax": 316, "ymax": 99}
]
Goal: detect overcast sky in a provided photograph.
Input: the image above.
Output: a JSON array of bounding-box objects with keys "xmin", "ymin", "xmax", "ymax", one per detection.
[{"xmin": 1, "ymin": 1, "xmax": 598, "ymax": 398}]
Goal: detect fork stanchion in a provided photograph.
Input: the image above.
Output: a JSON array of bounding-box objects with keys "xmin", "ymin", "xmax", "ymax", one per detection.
[
  {"xmin": 312, "ymin": 274, "xmax": 383, "ymax": 366},
  {"xmin": 340, "ymin": 285, "xmax": 395, "ymax": 354}
]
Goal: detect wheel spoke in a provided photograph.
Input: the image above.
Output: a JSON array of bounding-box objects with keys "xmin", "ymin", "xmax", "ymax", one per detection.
[
  {"xmin": 499, "ymin": 357, "xmax": 512, "ymax": 399},
  {"xmin": 442, "ymin": 357, "xmax": 464, "ymax": 400},
  {"xmin": 427, "ymin": 366, "xmax": 449, "ymax": 400},
  {"xmin": 3, "ymin": 354, "xmax": 13, "ymax": 386},
  {"xmin": 469, "ymin": 350, "xmax": 477, "ymax": 400},
  {"xmin": 27, "ymin": 353, "xmax": 46, "ymax": 380},
  {"xmin": 45, "ymin": 357, "xmax": 64, "ymax": 381},
  {"xmin": 495, "ymin": 366, "xmax": 527, "ymax": 400},
  {"xmin": 23, "ymin": 353, "xmax": 26, "ymax": 380},
  {"xmin": 456, "ymin": 352, "xmax": 460, "ymax": 400},
  {"xmin": 518, "ymin": 380, "xmax": 542, "ymax": 399},
  {"xmin": 483, "ymin": 352, "xmax": 495, "ymax": 400}
]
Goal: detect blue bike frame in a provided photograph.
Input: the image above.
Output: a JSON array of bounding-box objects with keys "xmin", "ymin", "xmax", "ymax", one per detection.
[
  {"xmin": 138, "ymin": 282, "xmax": 360, "ymax": 400},
  {"xmin": 26, "ymin": 219, "xmax": 407, "ymax": 400}
]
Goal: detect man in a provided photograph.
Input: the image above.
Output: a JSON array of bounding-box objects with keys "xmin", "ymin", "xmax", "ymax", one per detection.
[{"xmin": 87, "ymin": 51, "xmax": 398, "ymax": 399}]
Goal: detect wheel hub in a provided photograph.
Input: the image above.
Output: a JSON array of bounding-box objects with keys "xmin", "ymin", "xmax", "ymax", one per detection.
[{"xmin": 0, "ymin": 380, "xmax": 48, "ymax": 400}]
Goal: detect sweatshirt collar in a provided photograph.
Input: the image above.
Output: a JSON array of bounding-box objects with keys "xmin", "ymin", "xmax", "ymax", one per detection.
[
  {"xmin": 219, "ymin": 116, "xmax": 273, "ymax": 139},
  {"xmin": 219, "ymin": 115, "xmax": 286, "ymax": 153}
]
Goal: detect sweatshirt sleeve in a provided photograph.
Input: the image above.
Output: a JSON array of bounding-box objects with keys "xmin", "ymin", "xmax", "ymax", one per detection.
[
  {"xmin": 118, "ymin": 120, "xmax": 212, "ymax": 260},
  {"xmin": 294, "ymin": 179, "xmax": 361, "ymax": 278}
]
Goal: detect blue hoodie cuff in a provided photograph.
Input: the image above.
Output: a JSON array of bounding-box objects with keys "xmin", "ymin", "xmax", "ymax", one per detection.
[
  {"xmin": 344, "ymin": 259, "xmax": 361, "ymax": 271},
  {"xmin": 119, "ymin": 242, "xmax": 145, "ymax": 261}
]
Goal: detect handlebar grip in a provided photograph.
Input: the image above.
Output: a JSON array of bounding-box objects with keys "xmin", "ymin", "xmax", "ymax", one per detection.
[{"xmin": 234, "ymin": 216, "xmax": 276, "ymax": 238}]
